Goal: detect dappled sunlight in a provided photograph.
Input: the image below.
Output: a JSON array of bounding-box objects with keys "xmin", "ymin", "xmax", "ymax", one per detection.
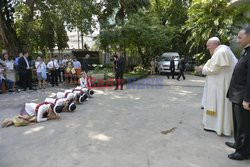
[
  {"xmin": 111, "ymin": 95, "xmax": 123, "ymax": 99},
  {"xmin": 168, "ymin": 97, "xmax": 177, "ymax": 101},
  {"xmin": 89, "ymin": 132, "xmax": 112, "ymax": 142},
  {"xmin": 23, "ymin": 126, "xmax": 44, "ymax": 135},
  {"xmin": 179, "ymin": 90, "xmax": 192, "ymax": 94},
  {"xmin": 177, "ymin": 90, "xmax": 193, "ymax": 96},
  {"xmin": 93, "ymin": 89, "xmax": 108, "ymax": 95},
  {"xmin": 31, "ymin": 99, "xmax": 39, "ymax": 102},
  {"xmin": 189, "ymin": 79, "xmax": 205, "ymax": 83},
  {"xmin": 187, "ymin": 162, "xmax": 202, "ymax": 167},
  {"xmin": 128, "ymin": 95, "xmax": 141, "ymax": 100}
]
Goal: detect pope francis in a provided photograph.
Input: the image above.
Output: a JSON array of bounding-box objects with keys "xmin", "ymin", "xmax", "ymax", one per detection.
[{"xmin": 201, "ymin": 37, "xmax": 238, "ymax": 136}]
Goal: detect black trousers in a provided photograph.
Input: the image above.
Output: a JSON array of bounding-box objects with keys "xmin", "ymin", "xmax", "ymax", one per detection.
[
  {"xmin": 170, "ymin": 69, "xmax": 175, "ymax": 79},
  {"xmin": 232, "ymin": 103, "xmax": 250, "ymax": 155},
  {"xmin": 50, "ymin": 70, "xmax": 58, "ymax": 86},
  {"xmin": 20, "ymin": 70, "xmax": 32, "ymax": 90},
  {"xmin": 177, "ymin": 70, "xmax": 185, "ymax": 80},
  {"xmin": 115, "ymin": 72, "xmax": 124, "ymax": 89},
  {"xmin": 57, "ymin": 68, "xmax": 62, "ymax": 82}
]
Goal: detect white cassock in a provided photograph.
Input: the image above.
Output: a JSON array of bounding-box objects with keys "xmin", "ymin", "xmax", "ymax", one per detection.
[{"xmin": 202, "ymin": 45, "xmax": 238, "ymax": 136}]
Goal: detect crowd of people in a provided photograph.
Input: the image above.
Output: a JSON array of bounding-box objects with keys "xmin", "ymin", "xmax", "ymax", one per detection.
[
  {"xmin": 0, "ymin": 51, "xmax": 87, "ymax": 92},
  {"xmin": 197, "ymin": 26, "xmax": 250, "ymax": 160},
  {"xmin": 1, "ymin": 72, "xmax": 94, "ymax": 127}
]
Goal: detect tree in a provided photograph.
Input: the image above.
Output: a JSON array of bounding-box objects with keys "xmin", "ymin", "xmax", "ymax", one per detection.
[
  {"xmin": 1, "ymin": 0, "xmax": 99, "ymax": 56},
  {"xmin": 99, "ymin": 11, "xmax": 175, "ymax": 67},
  {"xmin": 0, "ymin": 0, "xmax": 20, "ymax": 57},
  {"xmin": 183, "ymin": 0, "xmax": 250, "ymax": 63}
]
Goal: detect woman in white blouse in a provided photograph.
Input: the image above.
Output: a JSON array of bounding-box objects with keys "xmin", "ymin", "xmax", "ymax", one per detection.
[{"xmin": 35, "ymin": 57, "xmax": 47, "ymax": 89}]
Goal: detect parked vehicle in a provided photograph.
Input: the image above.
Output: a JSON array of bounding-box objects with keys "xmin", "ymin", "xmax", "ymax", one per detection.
[{"xmin": 157, "ymin": 52, "xmax": 180, "ymax": 75}]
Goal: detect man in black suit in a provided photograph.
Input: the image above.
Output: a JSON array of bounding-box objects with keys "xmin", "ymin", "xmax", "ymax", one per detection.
[
  {"xmin": 83, "ymin": 54, "xmax": 91, "ymax": 73},
  {"xmin": 170, "ymin": 57, "xmax": 175, "ymax": 79},
  {"xmin": 114, "ymin": 53, "xmax": 124, "ymax": 90},
  {"xmin": 226, "ymin": 26, "xmax": 250, "ymax": 160},
  {"xmin": 177, "ymin": 58, "xmax": 186, "ymax": 81},
  {"xmin": 18, "ymin": 51, "xmax": 34, "ymax": 91}
]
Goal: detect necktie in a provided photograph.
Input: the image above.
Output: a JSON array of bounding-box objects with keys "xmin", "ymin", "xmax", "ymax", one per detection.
[{"xmin": 53, "ymin": 61, "xmax": 55, "ymax": 68}]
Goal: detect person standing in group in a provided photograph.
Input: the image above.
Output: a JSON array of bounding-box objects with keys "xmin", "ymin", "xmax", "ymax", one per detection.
[
  {"xmin": 73, "ymin": 57, "xmax": 81, "ymax": 84},
  {"xmin": 200, "ymin": 37, "xmax": 237, "ymax": 136},
  {"xmin": 35, "ymin": 57, "xmax": 47, "ymax": 89},
  {"xmin": 56, "ymin": 55, "xmax": 63, "ymax": 83},
  {"xmin": 0, "ymin": 60, "xmax": 14, "ymax": 92},
  {"xmin": 18, "ymin": 51, "xmax": 35, "ymax": 91},
  {"xmin": 170, "ymin": 57, "xmax": 175, "ymax": 79},
  {"xmin": 226, "ymin": 26, "xmax": 250, "ymax": 160},
  {"xmin": 47, "ymin": 56, "xmax": 59, "ymax": 87},
  {"xmin": 2, "ymin": 53, "xmax": 15, "ymax": 88},
  {"xmin": 83, "ymin": 54, "xmax": 91, "ymax": 73},
  {"xmin": 150, "ymin": 59, "xmax": 155, "ymax": 75},
  {"xmin": 177, "ymin": 57, "xmax": 186, "ymax": 81},
  {"xmin": 114, "ymin": 53, "xmax": 124, "ymax": 90},
  {"xmin": 14, "ymin": 51, "xmax": 23, "ymax": 90}
]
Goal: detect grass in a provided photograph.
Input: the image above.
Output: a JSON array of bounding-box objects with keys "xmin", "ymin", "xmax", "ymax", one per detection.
[{"xmin": 90, "ymin": 70, "xmax": 150, "ymax": 87}]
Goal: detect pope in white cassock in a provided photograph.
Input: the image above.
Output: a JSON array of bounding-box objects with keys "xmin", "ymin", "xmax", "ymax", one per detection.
[{"xmin": 201, "ymin": 37, "xmax": 238, "ymax": 136}]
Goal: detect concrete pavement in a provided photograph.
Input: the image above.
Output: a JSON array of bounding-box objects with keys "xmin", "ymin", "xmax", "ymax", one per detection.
[{"xmin": 0, "ymin": 74, "xmax": 249, "ymax": 167}]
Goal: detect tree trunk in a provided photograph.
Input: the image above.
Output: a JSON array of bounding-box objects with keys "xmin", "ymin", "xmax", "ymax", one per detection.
[{"xmin": 0, "ymin": 11, "xmax": 20, "ymax": 57}]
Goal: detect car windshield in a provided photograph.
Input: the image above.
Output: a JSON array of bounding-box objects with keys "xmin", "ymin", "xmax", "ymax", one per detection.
[{"xmin": 161, "ymin": 57, "xmax": 171, "ymax": 61}]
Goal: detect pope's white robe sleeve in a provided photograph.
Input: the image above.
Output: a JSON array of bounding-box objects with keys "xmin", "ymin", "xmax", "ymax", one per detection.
[
  {"xmin": 202, "ymin": 46, "xmax": 232, "ymax": 75},
  {"xmin": 202, "ymin": 60, "xmax": 222, "ymax": 75}
]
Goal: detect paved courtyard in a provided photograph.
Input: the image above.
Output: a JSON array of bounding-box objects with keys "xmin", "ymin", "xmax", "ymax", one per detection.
[{"xmin": 0, "ymin": 74, "xmax": 249, "ymax": 167}]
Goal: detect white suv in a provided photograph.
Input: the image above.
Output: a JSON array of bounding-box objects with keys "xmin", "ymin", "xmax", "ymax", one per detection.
[{"xmin": 157, "ymin": 52, "xmax": 180, "ymax": 74}]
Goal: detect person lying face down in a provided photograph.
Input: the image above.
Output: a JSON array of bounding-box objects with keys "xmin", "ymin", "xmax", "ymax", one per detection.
[
  {"xmin": 75, "ymin": 86, "xmax": 94, "ymax": 98},
  {"xmin": 1, "ymin": 102, "xmax": 60, "ymax": 128},
  {"xmin": 56, "ymin": 92, "xmax": 75, "ymax": 102},
  {"xmin": 20, "ymin": 102, "xmax": 60, "ymax": 123},
  {"xmin": 64, "ymin": 88, "xmax": 88, "ymax": 104},
  {"xmin": 44, "ymin": 97, "xmax": 76, "ymax": 113}
]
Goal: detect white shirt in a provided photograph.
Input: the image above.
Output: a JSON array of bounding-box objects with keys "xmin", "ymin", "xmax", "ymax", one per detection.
[
  {"xmin": 45, "ymin": 98, "xmax": 66, "ymax": 112},
  {"xmin": 24, "ymin": 103, "xmax": 50, "ymax": 122},
  {"xmin": 73, "ymin": 60, "xmax": 81, "ymax": 69},
  {"xmin": 0, "ymin": 68, "xmax": 5, "ymax": 80},
  {"xmin": 4, "ymin": 60, "xmax": 14, "ymax": 70},
  {"xmin": 35, "ymin": 61, "xmax": 46, "ymax": 73},
  {"xmin": 62, "ymin": 59, "xmax": 68, "ymax": 66},
  {"xmin": 47, "ymin": 60, "xmax": 59, "ymax": 69},
  {"xmin": 23, "ymin": 56, "xmax": 30, "ymax": 68},
  {"xmin": 56, "ymin": 92, "xmax": 75, "ymax": 101},
  {"xmin": 80, "ymin": 77, "xmax": 87, "ymax": 88}
]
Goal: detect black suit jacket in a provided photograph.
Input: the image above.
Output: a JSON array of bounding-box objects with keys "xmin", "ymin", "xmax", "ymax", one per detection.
[
  {"xmin": 18, "ymin": 56, "xmax": 31, "ymax": 73},
  {"xmin": 115, "ymin": 58, "xmax": 124, "ymax": 74},
  {"xmin": 178, "ymin": 59, "xmax": 186, "ymax": 71},
  {"xmin": 227, "ymin": 46, "xmax": 250, "ymax": 104},
  {"xmin": 170, "ymin": 59, "xmax": 175, "ymax": 70}
]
